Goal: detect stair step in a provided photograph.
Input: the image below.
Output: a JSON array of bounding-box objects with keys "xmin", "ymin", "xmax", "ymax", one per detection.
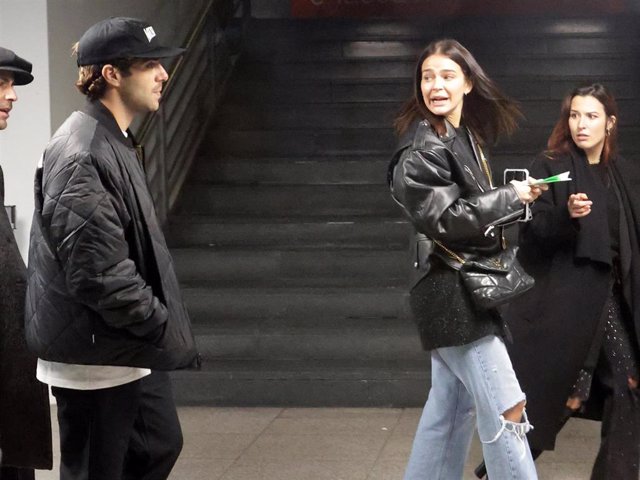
[
  {"xmin": 233, "ymin": 57, "xmax": 414, "ymax": 80},
  {"xmin": 181, "ymin": 150, "xmax": 554, "ymax": 190},
  {"xmin": 204, "ymin": 127, "xmax": 546, "ymax": 157},
  {"xmin": 246, "ymin": 36, "xmax": 640, "ymax": 63},
  {"xmin": 207, "ymin": 125, "xmax": 640, "ymax": 159},
  {"xmin": 181, "ymin": 286, "xmax": 407, "ymax": 322},
  {"xmin": 166, "ymin": 216, "xmax": 410, "ymax": 248},
  {"xmin": 234, "ymin": 55, "xmax": 637, "ymax": 81},
  {"xmin": 206, "ymin": 127, "xmax": 397, "ymax": 157},
  {"xmin": 217, "ymin": 99, "xmax": 640, "ymax": 129},
  {"xmin": 246, "ymin": 18, "xmax": 441, "ymax": 42},
  {"xmin": 188, "ymin": 155, "xmax": 390, "ymax": 185},
  {"xmin": 225, "ymin": 76, "xmax": 639, "ymax": 105},
  {"xmin": 248, "ymin": 17, "xmax": 640, "ymax": 42},
  {"xmin": 191, "ymin": 316, "xmax": 423, "ymax": 360},
  {"xmin": 225, "ymin": 78, "xmax": 413, "ymax": 104},
  {"xmin": 174, "ymin": 184, "xmax": 401, "ymax": 217},
  {"xmin": 170, "ymin": 358, "xmax": 430, "ymax": 406},
  {"xmin": 215, "ymin": 102, "xmax": 398, "ymax": 129},
  {"xmin": 172, "ymin": 247, "xmax": 408, "ymax": 288}
]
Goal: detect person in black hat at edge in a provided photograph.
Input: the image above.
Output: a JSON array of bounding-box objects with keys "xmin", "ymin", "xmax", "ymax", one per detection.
[
  {"xmin": 0, "ymin": 46, "xmax": 52, "ymax": 480},
  {"xmin": 24, "ymin": 17, "xmax": 199, "ymax": 480}
]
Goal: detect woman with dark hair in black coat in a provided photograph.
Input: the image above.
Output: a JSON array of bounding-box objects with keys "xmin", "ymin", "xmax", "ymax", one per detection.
[{"xmin": 506, "ymin": 83, "xmax": 640, "ymax": 479}]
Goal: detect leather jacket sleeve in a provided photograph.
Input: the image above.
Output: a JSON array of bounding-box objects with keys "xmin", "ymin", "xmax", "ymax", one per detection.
[{"xmin": 391, "ymin": 144, "xmax": 523, "ymax": 244}]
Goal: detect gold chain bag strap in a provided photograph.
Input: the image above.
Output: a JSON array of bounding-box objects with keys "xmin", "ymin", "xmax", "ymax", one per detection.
[{"xmin": 431, "ymin": 142, "xmax": 534, "ymax": 309}]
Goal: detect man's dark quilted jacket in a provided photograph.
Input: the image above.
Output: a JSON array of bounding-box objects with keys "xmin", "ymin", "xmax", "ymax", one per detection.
[{"xmin": 25, "ymin": 100, "xmax": 198, "ymax": 370}]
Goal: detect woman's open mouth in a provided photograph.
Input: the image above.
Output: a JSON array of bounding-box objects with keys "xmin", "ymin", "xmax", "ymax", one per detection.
[{"xmin": 430, "ymin": 96, "xmax": 449, "ymax": 106}]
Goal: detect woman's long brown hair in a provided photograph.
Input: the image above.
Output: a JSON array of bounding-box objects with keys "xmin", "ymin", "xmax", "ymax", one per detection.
[
  {"xmin": 394, "ymin": 39, "xmax": 521, "ymax": 146},
  {"xmin": 546, "ymin": 83, "xmax": 618, "ymax": 164}
]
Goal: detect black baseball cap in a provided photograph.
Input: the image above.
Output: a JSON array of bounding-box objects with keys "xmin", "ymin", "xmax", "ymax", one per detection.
[
  {"xmin": 76, "ymin": 17, "xmax": 185, "ymax": 66},
  {"xmin": 0, "ymin": 46, "xmax": 33, "ymax": 85}
]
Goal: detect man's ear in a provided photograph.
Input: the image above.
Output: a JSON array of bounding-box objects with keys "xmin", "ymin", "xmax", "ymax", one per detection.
[{"xmin": 101, "ymin": 64, "xmax": 120, "ymax": 87}]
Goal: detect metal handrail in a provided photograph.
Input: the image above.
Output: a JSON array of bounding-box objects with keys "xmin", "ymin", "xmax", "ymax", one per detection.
[
  {"xmin": 136, "ymin": 0, "xmax": 250, "ymax": 224},
  {"xmin": 136, "ymin": 1, "xmax": 215, "ymax": 142}
]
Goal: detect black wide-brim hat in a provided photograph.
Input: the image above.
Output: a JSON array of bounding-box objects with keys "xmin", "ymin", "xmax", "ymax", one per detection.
[
  {"xmin": 77, "ymin": 17, "xmax": 185, "ymax": 66},
  {"xmin": 0, "ymin": 46, "xmax": 34, "ymax": 85}
]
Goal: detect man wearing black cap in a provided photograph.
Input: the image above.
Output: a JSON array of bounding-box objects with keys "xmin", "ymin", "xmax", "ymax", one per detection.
[
  {"xmin": 24, "ymin": 18, "xmax": 198, "ymax": 480},
  {"xmin": 0, "ymin": 46, "xmax": 52, "ymax": 480}
]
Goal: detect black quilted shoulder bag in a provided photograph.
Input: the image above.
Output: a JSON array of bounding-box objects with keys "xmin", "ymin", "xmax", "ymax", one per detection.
[{"xmin": 434, "ymin": 240, "xmax": 534, "ymax": 310}]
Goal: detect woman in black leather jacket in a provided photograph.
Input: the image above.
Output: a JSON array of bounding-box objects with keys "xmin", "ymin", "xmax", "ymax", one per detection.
[{"xmin": 389, "ymin": 39, "xmax": 545, "ymax": 480}]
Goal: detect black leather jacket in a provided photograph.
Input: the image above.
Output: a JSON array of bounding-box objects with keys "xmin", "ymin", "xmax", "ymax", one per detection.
[
  {"xmin": 389, "ymin": 120, "xmax": 524, "ymax": 350},
  {"xmin": 391, "ymin": 120, "xmax": 524, "ymax": 288},
  {"xmin": 25, "ymin": 100, "xmax": 198, "ymax": 370}
]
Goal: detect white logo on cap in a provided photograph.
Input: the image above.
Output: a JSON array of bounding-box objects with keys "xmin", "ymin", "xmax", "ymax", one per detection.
[{"xmin": 143, "ymin": 26, "xmax": 156, "ymax": 42}]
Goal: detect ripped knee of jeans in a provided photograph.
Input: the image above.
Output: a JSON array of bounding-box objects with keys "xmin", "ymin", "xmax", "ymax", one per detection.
[{"xmin": 480, "ymin": 409, "xmax": 534, "ymax": 459}]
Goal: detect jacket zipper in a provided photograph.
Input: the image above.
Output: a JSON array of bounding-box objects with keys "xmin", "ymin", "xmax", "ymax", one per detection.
[{"xmin": 463, "ymin": 165, "xmax": 485, "ymax": 192}]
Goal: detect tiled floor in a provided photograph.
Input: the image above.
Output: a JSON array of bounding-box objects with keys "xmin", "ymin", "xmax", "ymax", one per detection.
[{"xmin": 36, "ymin": 406, "xmax": 604, "ymax": 479}]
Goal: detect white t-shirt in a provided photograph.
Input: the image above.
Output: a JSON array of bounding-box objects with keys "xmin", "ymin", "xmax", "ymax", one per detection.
[{"xmin": 37, "ymin": 359, "xmax": 151, "ymax": 390}]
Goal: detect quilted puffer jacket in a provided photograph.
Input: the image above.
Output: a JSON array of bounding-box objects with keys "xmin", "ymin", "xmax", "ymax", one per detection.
[{"xmin": 25, "ymin": 100, "xmax": 198, "ymax": 370}]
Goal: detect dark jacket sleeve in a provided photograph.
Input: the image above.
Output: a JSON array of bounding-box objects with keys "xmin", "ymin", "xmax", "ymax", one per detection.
[
  {"xmin": 43, "ymin": 152, "xmax": 167, "ymax": 339},
  {"xmin": 392, "ymin": 145, "xmax": 523, "ymax": 243}
]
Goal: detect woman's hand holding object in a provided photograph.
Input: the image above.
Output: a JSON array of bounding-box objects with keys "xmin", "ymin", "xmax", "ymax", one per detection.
[{"xmin": 510, "ymin": 179, "xmax": 548, "ymax": 204}]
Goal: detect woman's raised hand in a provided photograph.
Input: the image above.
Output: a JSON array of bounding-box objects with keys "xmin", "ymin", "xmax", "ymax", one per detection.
[{"xmin": 567, "ymin": 193, "xmax": 592, "ymax": 218}]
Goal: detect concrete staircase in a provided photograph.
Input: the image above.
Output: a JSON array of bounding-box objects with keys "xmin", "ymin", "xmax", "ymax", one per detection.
[{"xmin": 167, "ymin": 15, "xmax": 640, "ymax": 405}]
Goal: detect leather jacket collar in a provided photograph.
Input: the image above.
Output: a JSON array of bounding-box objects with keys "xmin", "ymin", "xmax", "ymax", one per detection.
[
  {"xmin": 422, "ymin": 120, "xmax": 493, "ymax": 192},
  {"xmin": 441, "ymin": 121, "xmax": 490, "ymax": 182}
]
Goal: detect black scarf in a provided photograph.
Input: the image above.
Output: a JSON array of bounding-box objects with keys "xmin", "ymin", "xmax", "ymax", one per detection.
[{"xmin": 571, "ymin": 149, "xmax": 612, "ymax": 266}]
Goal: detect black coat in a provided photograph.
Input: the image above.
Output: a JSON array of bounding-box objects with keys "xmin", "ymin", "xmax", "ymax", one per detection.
[
  {"xmin": 0, "ymin": 166, "xmax": 52, "ymax": 469},
  {"xmin": 390, "ymin": 121, "xmax": 524, "ymax": 349},
  {"xmin": 506, "ymin": 151, "xmax": 640, "ymax": 450},
  {"xmin": 25, "ymin": 100, "xmax": 198, "ymax": 370}
]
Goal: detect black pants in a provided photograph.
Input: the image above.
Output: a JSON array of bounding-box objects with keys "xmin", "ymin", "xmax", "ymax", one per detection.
[{"xmin": 52, "ymin": 371, "xmax": 182, "ymax": 480}]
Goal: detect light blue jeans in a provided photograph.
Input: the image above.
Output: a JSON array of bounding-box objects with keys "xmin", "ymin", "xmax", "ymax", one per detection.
[{"xmin": 403, "ymin": 335, "xmax": 538, "ymax": 480}]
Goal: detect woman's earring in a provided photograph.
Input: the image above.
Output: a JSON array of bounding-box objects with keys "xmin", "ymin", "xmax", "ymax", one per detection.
[{"xmin": 606, "ymin": 127, "xmax": 611, "ymax": 137}]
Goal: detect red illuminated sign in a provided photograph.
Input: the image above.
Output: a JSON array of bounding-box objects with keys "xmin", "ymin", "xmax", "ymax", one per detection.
[{"xmin": 291, "ymin": 0, "xmax": 626, "ymax": 18}]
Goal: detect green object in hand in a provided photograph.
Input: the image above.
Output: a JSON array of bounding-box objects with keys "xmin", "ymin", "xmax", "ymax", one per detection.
[{"xmin": 529, "ymin": 171, "xmax": 572, "ymax": 185}]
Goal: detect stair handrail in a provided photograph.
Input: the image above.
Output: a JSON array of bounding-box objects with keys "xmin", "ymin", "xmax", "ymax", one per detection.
[{"xmin": 135, "ymin": 0, "xmax": 251, "ymax": 224}]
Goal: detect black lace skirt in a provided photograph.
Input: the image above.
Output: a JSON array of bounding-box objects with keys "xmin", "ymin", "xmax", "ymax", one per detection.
[{"xmin": 570, "ymin": 283, "xmax": 638, "ymax": 401}]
